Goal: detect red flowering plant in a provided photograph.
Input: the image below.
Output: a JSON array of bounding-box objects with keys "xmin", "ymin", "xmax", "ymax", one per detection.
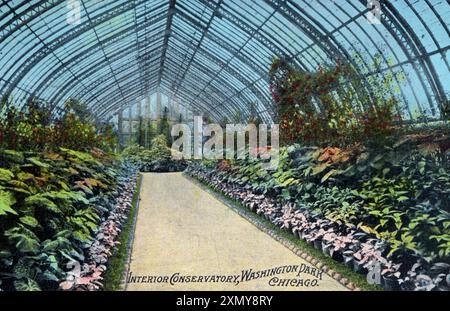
[
  {"xmin": 268, "ymin": 53, "xmax": 403, "ymax": 148},
  {"xmin": 269, "ymin": 58, "xmax": 353, "ymax": 145}
]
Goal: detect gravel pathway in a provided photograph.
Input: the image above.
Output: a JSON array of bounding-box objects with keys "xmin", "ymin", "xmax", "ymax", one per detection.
[{"xmin": 126, "ymin": 173, "xmax": 346, "ymax": 291}]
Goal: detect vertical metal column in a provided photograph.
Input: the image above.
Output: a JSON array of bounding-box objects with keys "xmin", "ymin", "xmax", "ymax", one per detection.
[
  {"xmin": 128, "ymin": 105, "xmax": 133, "ymax": 144},
  {"xmin": 137, "ymin": 98, "xmax": 142, "ymax": 144},
  {"xmin": 137, "ymin": 98, "xmax": 142, "ymax": 118},
  {"xmin": 144, "ymin": 95, "xmax": 151, "ymax": 148},
  {"xmin": 117, "ymin": 109, "xmax": 123, "ymax": 147},
  {"xmin": 156, "ymin": 90, "xmax": 162, "ymax": 121}
]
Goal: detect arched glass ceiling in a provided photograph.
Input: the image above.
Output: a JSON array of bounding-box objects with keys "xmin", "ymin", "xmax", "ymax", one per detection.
[{"xmin": 0, "ymin": 0, "xmax": 449, "ymax": 122}]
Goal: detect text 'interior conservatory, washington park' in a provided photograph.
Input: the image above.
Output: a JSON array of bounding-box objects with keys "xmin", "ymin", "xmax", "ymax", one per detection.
[{"xmin": 0, "ymin": 0, "xmax": 449, "ymax": 294}]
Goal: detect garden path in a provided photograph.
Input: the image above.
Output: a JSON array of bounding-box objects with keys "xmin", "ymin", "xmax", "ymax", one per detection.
[{"xmin": 126, "ymin": 173, "xmax": 346, "ymax": 291}]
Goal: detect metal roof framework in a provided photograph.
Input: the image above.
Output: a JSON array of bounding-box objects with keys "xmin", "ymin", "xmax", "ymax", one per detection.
[{"xmin": 0, "ymin": 0, "xmax": 448, "ymax": 123}]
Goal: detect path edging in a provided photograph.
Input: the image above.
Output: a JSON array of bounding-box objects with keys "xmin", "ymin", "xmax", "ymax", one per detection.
[{"xmin": 121, "ymin": 173, "xmax": 144, "ymax": 291}]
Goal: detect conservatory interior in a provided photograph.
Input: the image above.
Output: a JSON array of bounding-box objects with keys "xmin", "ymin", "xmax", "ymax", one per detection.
[{"xmin": 0, "ymin": 0, "xmax": 449, "ymax": 292}]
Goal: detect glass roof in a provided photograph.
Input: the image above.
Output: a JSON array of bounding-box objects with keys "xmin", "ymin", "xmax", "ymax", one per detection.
[{"xmin": 0, "ymin": 0, "xmax": 449, "ymax": 122}]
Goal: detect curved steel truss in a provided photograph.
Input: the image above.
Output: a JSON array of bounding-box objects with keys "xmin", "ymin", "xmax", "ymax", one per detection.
[{"xmin": 0, "ymin": 0, "xmax": 449, "ymax": 122}]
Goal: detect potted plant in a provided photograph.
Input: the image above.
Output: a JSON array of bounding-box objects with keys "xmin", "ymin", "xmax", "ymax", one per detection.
[
  {"xmin": 311, "ymin": 228, "xmax": 333, "ymax": 250},
  {"xmin": 343, "ymin": 250, "xmax": 354, "ymax": 268},
  {"xmin": 381, "ymin": 261, "xmax": 402, "ymax": 291},
  {"xmin": 321, "ymin": 240, "xmax": 332, "ymax": 256},
  {"xmin": 353, "ymin": 241, "xmax": 383, "ymax": 274},
  {"xmin": 321, "ymin": 231, "xmax": 337, "ymax": 256},
  {"xmin": 353, "ymin": 258, "xmax": 368, "ymax": 274},
  {"xmin": 304, "ymin": 232, "xmax": 316, "ymax": 247},
  {"xmin": 330, "ymin": 234, "xmax": 356, "ymax": 262},
  {"xmin": 296, "ymin": 219, "xmax": 310, "ymax": 240}
]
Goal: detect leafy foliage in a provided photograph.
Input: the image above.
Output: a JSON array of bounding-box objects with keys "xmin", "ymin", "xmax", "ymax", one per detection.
[
  {"xmin": 0, "ymin": 99, "xmax": 117, "ymax": 152},
  {"xmin": 0, "ymin": 190, "xmax": 17, "ymax": 216},
  {"xmin": 187, "ymin": 130, "xmax": 449, "ymax": 289},
  {"xmin": 121, "ymin": 134, "xmax": 186, "ymax": 172},
  {"xmin": 0, "ymin": 146, "xmax": 126, "ymax": 291}
]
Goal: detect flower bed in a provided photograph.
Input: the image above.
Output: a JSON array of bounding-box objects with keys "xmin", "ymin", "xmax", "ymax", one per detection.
[
  {"xmin": 185, "ymin": 138, "xmax": 450, "ymax": 291},
  {"xmin": 59, "ymin": 171, "xmax": 138, "ymax": 291},
  {"xmin": 0, "ymin": 147, "xmax": 139, "ymax": 291}
]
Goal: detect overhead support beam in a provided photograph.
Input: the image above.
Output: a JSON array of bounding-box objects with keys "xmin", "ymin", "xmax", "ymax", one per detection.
[
  {"xmin": 135, "ymin": 1, "xmax": 169, "ymax": 95},
  {"xmin": 157, "ymin": 0, "xmax": 176, "ymax": 87},
  {"xmin": 79, "ymin": 0, "xmax": 127, "ymax": 105},
  {"xmin": 169, "ymin": 33, "xmax": 271, "ymax": 115},
  {"xmin": 38, "ymin": 13, "xmax": 168, "ymax": 108},
  {"xmin": 187, "ymin": 1, "xmax": 281, "ymax": 118},
  {"xmin": 174, "ymin": 8, "xmax": 272, "ymax": 77},
  {"xmin": 0, "ymin": 0, "xmax": 146, "ymax": 107},
  {"xmin": 0, "ymin": 0, "xmax": 65, "ymax": 43},
  {"xmin": 375, "ymin": 0, "xmax": 447, "ymax": 116},
  {"xmin": 89, "ymin": 50, "xmax": 245, "ymax": 121},
  {"xmin": 170, "ymin": 0, "xmax": 222, "ymax": 98}
]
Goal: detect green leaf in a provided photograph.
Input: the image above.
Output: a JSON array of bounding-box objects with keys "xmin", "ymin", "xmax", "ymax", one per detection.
[
  {"xmin": 41, "ymin": 239, "xmax": 60, "ymax": 252},
  {"xmin": 321, "ymin": 169, "xmax": 336, "ymax": 183},
  {"xmin": 397, "ymin": 196, "xmax": 408, "ymax": 202},
  {"xmin": 312, "ymin": 163, "xmax": 330, "ymax": 176},
  {"xmin": 0, "ymin": 190, "xmax": 17, "ymax": 216},
  {"xmin": 5, "ymin": 229, "xmax": 40, "ymax": 253},
  {"xmin": 0, "ymin": 168, "xmax": 14, "ymax": 181},
  {"xmin": 19, "ymin": 216, "xmax": 39, "ymax": 228},
  {"xmin": 14, "ymin": 279, "xmax": 41, "ymax": 291},
  {"xmin": 8, "ymin": 180, "xmax": 30, "ymax": 192},
  {"xmin": 24, "ymin": 194, "xmax": 60, "ymax": 214},
  {"xmin": 418, "ymin": 161, "xmax": 426, "ymax": 174},
  {"xmin": 27, "ymin": 157, "xmax": 50, "ymax": 168},
  {"xmin": 17, "ymin": 172, "xmax": 35, "ymax": 181},
  {"xmin": 282, "ymin": 177, "xmax": 295, "ymax": 186},
  {"xmin": 2, "ymin": 150, "xmax": 25, "ymax": 163},
  {"xmin": 46, "ymin": 190, "xmax": 89, "ymax": 205}
]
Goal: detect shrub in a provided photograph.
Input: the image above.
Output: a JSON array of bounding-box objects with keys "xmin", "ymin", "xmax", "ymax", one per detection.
[{"xmin": 121, "ymin": 135, "xmax": 186, "ymax": 172}]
